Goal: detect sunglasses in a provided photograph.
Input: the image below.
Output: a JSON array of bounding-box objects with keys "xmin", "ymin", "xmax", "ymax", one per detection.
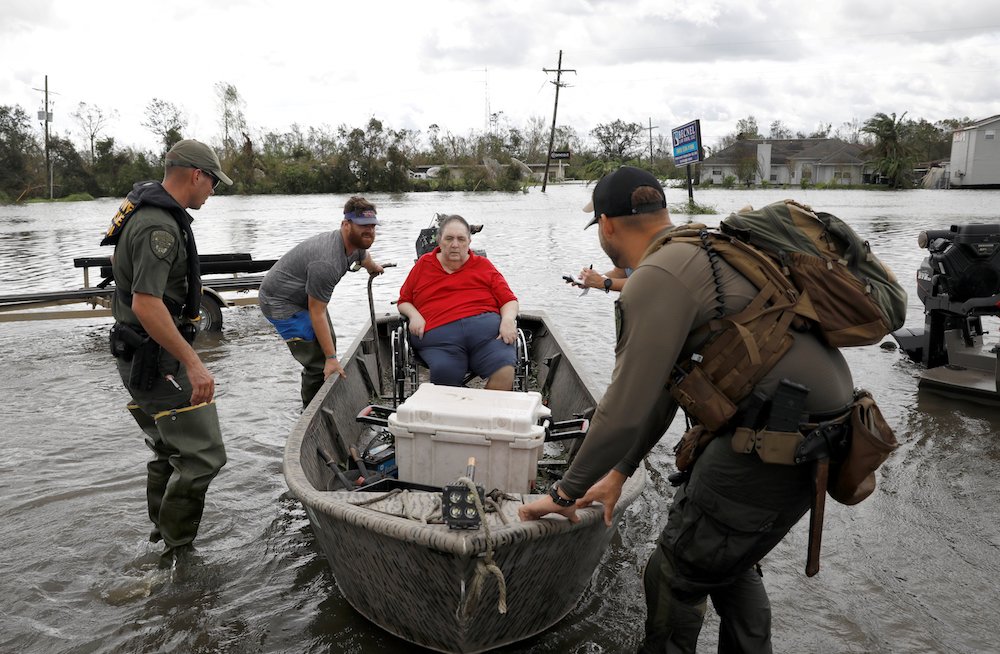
[{"xmin": 199, "ymin": 169, "xmax": 221, "ymax": 190}]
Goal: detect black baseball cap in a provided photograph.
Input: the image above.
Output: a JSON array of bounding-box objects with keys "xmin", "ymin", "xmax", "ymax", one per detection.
[{"xmin": 583, "ymin": 166, "xmax": 666, "ymax": 229}]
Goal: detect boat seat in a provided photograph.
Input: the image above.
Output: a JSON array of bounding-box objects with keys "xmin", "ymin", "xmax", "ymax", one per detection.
[{"xmin": 391, "ymin": 317, "xmax": 530, "ymax": 406}]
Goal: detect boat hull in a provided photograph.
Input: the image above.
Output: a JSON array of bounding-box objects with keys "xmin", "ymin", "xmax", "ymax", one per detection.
[{"xmin": 284, "ymin": 310, "xmax": 645, "ymax": 653}]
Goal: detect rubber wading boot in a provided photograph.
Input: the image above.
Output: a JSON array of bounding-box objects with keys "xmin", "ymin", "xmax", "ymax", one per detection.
[
  {"xmin": 129, "ymin": 403, "xmax": 169, "ymax": 543},
  {"xmin": 153, "ymin": 402, "xmax": 227, "ymax": 556},
  {"xmin": 286, "ymin": 338, "xmax": 326, "ymax": 408}
]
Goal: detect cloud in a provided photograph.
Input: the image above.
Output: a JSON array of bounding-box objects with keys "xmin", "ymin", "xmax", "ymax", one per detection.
[{"xmin": 0, "ymin": 0, "xmax": 56, "ymax": 36}]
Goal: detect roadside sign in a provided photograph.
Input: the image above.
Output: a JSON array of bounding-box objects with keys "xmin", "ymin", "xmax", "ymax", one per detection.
[
  {"xmin": 672, "ymin": 120, "xmax": 703, "ymax": 166},
  {"xmin": 551, "ymin": 151, "xmax": 571, "ymax": 160}
]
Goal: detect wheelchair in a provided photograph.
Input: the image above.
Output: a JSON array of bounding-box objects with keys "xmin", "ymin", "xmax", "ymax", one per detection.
[{"xmin": 390, "ymin": 317, "xmax": 531, "ymax": 406}]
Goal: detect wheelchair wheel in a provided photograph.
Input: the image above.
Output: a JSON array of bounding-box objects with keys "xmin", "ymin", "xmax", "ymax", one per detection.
[
  {"xmin": 513, "ymin": 328, "xmax": 531, "ymax": 392},
  {"xmin": 391, "ymin": 323, "xmax": 419, "ymax": 406}
]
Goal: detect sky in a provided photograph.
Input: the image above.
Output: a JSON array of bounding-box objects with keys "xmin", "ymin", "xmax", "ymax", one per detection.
[{"xmin": 2, "ymin": 0, "xmax": 999, "ymax": 156}]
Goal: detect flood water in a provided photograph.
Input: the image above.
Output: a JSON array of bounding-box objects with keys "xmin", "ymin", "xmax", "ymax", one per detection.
[{"xmin": 1, "ymin": 185, "xmax": 999, "ymax": 654}]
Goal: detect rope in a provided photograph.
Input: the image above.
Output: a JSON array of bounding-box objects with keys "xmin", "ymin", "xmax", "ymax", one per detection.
[
  {"xmin": 346, "ymin": 487, "xmax": 444, "ymax": 523},
  {"xmin": 342, "ymin": 480, "xmax": 508, "ymax": 616},
  {"xmin": 454, "ymin": 476, "xmax": 508, "ymax": 617},
  {"xmin": 484, "ymin": 497, "xmax": 508, "ymax": 525},
  {"xmin": 348, "ymin": 488, "xmax": 402, "ymax": 507}
]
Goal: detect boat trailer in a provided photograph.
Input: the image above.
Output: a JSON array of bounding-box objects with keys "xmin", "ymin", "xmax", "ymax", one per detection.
[{"xmin": 0, "ymin": 252, "xmax": 276, "ymax": 331}]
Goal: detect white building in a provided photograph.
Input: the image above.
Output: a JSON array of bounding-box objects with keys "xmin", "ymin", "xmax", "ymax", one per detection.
[
  {"xmin": 701, "ymin": 138, "xmax": 868, "ymax": 186},
  {"xmin": 949, "ymin": 115, "xmax": 1000, "ymax": 188}
]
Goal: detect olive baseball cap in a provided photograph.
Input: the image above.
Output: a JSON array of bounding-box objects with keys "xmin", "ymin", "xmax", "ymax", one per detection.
[
  {"xmin": 165, "ymin": 139, "xmax": 233, "ymax": 186},
  {"xmin": 583, "ymin": 166, "xmax": 666, "ymax": 228}
]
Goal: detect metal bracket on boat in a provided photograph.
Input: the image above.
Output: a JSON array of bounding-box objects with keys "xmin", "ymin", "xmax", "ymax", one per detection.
[
  {"xmin": 543, "ymin": 417, "xmax": 589, "ymax": 442},
  {"xmin": 356, "ymin": 404, "xmax": 394, "ymax": 428}
]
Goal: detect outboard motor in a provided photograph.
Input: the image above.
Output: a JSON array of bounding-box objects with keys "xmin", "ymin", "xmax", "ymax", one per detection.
[
  {"xmin": 894, "ymin": 224, "xmax": 1000, "ymax": 368},
  {"xmin": 917, "ymin": 224, "xmax": 1000, "ymax": 303}
]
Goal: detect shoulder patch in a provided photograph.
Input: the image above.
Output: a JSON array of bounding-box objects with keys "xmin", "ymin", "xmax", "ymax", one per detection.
[{"xmin": 149, "ymin": 229, "xmax": 177, "ymax": 259}]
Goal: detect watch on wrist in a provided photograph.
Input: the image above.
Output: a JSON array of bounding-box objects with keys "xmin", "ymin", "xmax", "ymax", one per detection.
[
  {"xmin": 548, "ymin": 483, "xmax": 575, "ymax": 507},
  {"xmin": 603, "ymin": 277, "xmax": 613, "ymax": 293}
]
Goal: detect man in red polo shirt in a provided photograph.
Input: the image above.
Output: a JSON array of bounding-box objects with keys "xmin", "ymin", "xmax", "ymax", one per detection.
[{"xmin": 397, "ymin": 214, "xmax": 519, "ymax": 390}]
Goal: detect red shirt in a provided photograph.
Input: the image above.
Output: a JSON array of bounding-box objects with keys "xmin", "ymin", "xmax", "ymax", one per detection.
[{"xmin": 398, "ymin": 249, "xmax": 518, "ymax": 332}]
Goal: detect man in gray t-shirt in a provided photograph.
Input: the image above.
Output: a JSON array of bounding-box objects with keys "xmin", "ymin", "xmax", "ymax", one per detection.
[{"xmin": 259, "ymin": 196, "xmax": 384, "ymax": 407}]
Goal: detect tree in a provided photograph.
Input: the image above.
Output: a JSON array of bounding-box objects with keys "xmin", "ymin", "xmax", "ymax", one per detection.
[
  {"xmin": 735, "ymin": 116, "xmax": 762, "ymax": 140},
  {"xmin": 48, "ymin": 135, "xmax": 97, "ymax": 197},
  {"xmin": 0, "ymin": 104, "xmax": 41, "ymax": 199},
  {"xmin": 214, "ymin": 82, "xmax": 247, "ymax": 157},
  {"xmin": 71, "ymin": 101, "xmax": 117, "ymax": 163},
  {"xmin": 835, "ymin": 118, "xmax": 864, "ymax": 144},
  {"xmin": 590, "ymin": 119, "xmax": 643, "ymax": 161},
  {"xmin": 736, "ymin": 156, "xmax": 761, "ymax": 187},
  {"xmin": 862, "ymin": 112, "xmax": 915, "ymax": 188},
  {"xmin": 716, "ymin": 115, "xmax": 762, "ymax": 150},
  {"xmin": 769, "ymin": 120, "xmax": 793, "ymax": 140},
  {"xmin": 808, "ymin": 122, "xmax": 832, "ymax": 138},
  {"xmin": 141, "ymin": 98, "xmax": 186, "ymax": 152}
]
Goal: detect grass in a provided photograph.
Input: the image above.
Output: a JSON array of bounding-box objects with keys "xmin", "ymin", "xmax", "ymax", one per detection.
[{"xmin": 26, "ymin": 193, "xmax": 95, "ymax": 203}]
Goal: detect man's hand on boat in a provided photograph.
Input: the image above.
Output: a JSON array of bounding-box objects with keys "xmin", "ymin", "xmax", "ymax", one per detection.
[
  {"xmin": 518, "ymin": 471, "xmax": 626, "ymax": 526},
  {"xmin": 324, "ymin": 356, "xmax": 346, "ymax": 380},
  {"xmin": 518, "ymin": 493, "xmax": 581, "ymax": 524},
  {"xmin": 575, "ymin": 470, "xmax": 627, "ymax": 527}
]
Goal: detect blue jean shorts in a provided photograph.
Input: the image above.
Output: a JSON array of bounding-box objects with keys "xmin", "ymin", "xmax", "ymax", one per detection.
[
  {"xmin": 266, "ymin": 310, "xmax": 315, "ymax": 341},
  {"xmin": 412, "ymin": 312, "xmax": 515, "ymax": 386}
]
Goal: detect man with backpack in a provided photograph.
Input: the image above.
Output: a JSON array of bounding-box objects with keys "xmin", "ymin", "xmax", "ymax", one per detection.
[{"xmin": 519, "ymin": 166, "xmax": 862, "ymax": 652}]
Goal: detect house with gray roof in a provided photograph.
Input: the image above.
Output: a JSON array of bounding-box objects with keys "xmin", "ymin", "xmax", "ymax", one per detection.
[
  {"xmin": 949, "ymin": 115, "xmax": 1000, "ymax": 188},
  {"xmin": 701, "ymin": 138, "xmax": 868, "ymax": 186}
]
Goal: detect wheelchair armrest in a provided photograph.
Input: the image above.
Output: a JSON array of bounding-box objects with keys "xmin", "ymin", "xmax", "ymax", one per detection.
[
  {"xmin": 356, "ymin": 404, "xmax": 395, "ymax": 427},
  {"xmin": 544, "ymin": 417, "xmax": 589, "ymax": 442}
]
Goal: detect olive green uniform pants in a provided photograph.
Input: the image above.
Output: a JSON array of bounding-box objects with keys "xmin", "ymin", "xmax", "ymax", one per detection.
[
  {"xmin": 118, "ymin": 358, "xmax": 226, "ymax": 554},
  {"xmin": 639, "ymin": 435, "xmax": 812, "ymax": 653}
]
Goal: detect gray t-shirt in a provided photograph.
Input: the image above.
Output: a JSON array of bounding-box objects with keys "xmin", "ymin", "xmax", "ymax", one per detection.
[{"xmin": 258, "ymin": 230, "xmax": 365, "ymax": 319}]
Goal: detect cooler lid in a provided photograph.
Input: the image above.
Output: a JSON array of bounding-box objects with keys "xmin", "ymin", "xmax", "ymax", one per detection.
[{"xmin": 391, "ymin": 383, "xmax": 551, "ymax": 436}]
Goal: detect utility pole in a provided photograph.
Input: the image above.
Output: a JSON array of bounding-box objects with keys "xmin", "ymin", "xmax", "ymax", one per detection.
[
  {"xmin": 646, "ymin": 118, "xmax": 659, "ymax": 172},
  {"xmin": 32, "ymin": 75, "xmax": 55, "ymax": 199},
  {"xmin": 541, "ymin": 50, "xmax": 575, "ymax": 192}
]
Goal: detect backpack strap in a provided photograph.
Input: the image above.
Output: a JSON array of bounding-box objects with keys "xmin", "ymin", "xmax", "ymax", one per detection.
[{"xmin": 658, "ymin": 227, "xmax": 806, "ymax": 429}]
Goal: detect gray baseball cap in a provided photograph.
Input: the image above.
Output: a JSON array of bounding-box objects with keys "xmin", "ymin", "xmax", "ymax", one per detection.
[{"xmin": 165, "ymin": 139, "xmax": 233, "ymax": 186}]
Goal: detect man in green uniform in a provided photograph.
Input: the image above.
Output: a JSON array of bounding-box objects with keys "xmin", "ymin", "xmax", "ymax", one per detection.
[
  {"xmin": 519, "ymin": 166, "xmax": 854, "ymax": 652},
  {"xmin": 103, "ymin": 139, "xmax": 232, "ymax": 561}
]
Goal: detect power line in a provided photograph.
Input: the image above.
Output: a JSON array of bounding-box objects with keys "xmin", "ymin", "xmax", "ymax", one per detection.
[
  {"xmin": 31, "ymin": 75, "xmax": 58, "ymax": 200},
  {"xmin": 541, "ymin": 50, "xmax": 576, "ymax": 192},
  {"xmin": 646, "ymin": 117, "xmax": 659, "ymax": 171}
]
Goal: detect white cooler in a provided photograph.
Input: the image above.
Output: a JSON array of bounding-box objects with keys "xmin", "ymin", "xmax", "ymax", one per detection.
[{"xmin": 388, "ymin": 383, "xmax": 552, "ymax": 493}]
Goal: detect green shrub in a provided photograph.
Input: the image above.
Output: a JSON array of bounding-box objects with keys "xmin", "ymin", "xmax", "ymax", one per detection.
[
  {"xmin": 61, "ymin": 192, "xmax": 95, "ymax": 202},
  {"xmin": 669, "ymin": 200, "xmax": 718, "ymax": 215},
  {"xmin": 722, "ymin": 175, "xmax": 737, "ymax": 189}
]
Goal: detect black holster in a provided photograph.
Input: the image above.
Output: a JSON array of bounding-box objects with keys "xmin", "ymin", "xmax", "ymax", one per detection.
[
  {"xmin": 110, "ymin": 323, "xmax": 161, "ymax": 391},
  {"xmin": 110, "ymin": 323, "xmax": 146, "ymax": 361}
]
